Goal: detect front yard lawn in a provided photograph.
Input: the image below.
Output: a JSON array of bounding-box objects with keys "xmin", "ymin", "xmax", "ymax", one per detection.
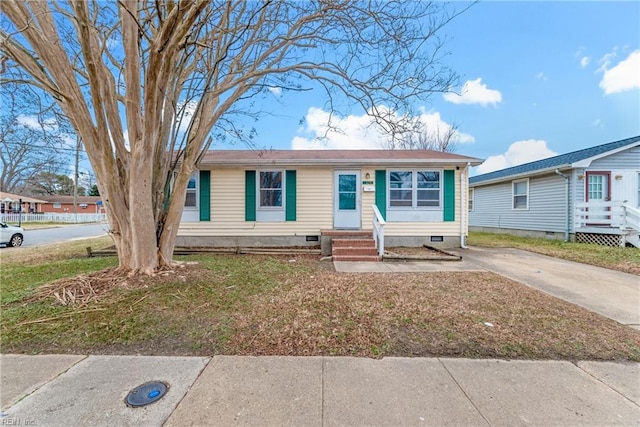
[{"xmin": 2, "ymin": 245, "xmax": 639, "ymax": 361}]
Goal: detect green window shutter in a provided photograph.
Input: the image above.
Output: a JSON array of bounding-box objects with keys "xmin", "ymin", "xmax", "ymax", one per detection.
[
  {"xmin": 245, "ymin": 170, "xmax": 256, "ymax": 221},
  {"xmin": 375, "ymin": 170, "xmax": 386, "ymax": 220},
  {"xmin": 285, "ymin": 170, "xmax": 297, "ymax": 221},
  {"xmin": 443, "ymin": 169, "xmax": 455, "ymax": 222},
  {"xmin": 199, "ymin": 170, "xmax": 211, "ymax": 221}
]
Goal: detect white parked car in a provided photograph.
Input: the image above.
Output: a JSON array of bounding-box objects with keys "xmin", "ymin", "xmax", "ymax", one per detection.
[{"xmin": 0, "ymin": 222, "xmax": 24, "ymax": 247}]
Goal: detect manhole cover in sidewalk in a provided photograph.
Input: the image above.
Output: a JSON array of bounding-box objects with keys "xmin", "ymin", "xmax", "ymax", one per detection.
[{"xmin": 125, "ymin": 381, "xmax": 168, "ymax": 407}]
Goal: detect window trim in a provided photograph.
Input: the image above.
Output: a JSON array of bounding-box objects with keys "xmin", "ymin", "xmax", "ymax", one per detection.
[
  {"xmin": 183, "ymin": 172, "xmax": 199, "ymax": 210},
  {"xmin": 387, "ymin": 169, "xmax": 442, "ymax": 210},
  {"xmin": 468, "ymin": 188, "xmax": 474, "ymax": 212},
  {"xmin": 257, "ymin": 169, "xmax": 285, "ymax": 211},
  {"xmin": 512, "ymin": 178, "xmax": 529, "ymax": 210}
]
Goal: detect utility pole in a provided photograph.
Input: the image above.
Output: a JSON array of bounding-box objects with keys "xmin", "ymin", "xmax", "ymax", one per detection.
[{"xmin": 73, "ymin": 135, "xmax": 80, "ymax": 223}]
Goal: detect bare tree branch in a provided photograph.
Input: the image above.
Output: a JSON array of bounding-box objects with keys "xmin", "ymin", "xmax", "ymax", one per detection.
[{"xmin": 1, "ymin": 0, "xmax": 471, "ymax": 274}]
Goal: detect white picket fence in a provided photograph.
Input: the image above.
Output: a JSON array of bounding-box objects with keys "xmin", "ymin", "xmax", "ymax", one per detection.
[{"xmin": 0, "ymin": 213, "xmax": 107, "ymax": 224}]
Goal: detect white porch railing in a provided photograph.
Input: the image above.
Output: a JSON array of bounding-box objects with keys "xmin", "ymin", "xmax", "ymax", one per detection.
[
  {"xmin": 372, "ymin": 204, "xmax": 386, "ymax": 257},
  {"xmin": 0, "ymin": 213, "xmax": 107, "ymax": 224},
  {"xmin": 574, "ymin": 201, "xmax": 637, "ymax": 231},
  {"xmin": 622, "ymin": 204, "xmax": 640, "ymax": 233}
]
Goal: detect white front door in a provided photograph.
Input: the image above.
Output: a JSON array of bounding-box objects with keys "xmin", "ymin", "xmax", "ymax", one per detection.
[
  {"xmin": 334, "ymin": 170, "xmax": 361, "ymax": 229},
  {"xmin": 586, "ymin": 172, "xmax": 611, "ymax": 224}
]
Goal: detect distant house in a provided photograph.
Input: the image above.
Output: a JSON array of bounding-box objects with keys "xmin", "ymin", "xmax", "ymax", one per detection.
[
  {"xmin": 40, "ymin": 195, "xmax": 103, "ymax": 214},
  {"xmin": 469, "ymin": 136, "xmax": 640, "ymax": 247},
  {"xmin": 176, "ymin": 149, "xmax": 482, "ymax": 256},
  {"xmin": 0, "ymin": 191, "xmax": 47, "ymax": 213}
]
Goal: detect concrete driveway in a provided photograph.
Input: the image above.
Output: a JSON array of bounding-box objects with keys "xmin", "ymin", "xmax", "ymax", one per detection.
[{"xmin": 459, "ymin": 246, "xmax": 640, "ymax": 329}]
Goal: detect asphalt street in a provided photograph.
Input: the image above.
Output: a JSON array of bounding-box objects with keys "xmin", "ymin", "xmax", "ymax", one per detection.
[{"xmin": 15, "ymin": 223, "xmax": 108, "ymax": 248}]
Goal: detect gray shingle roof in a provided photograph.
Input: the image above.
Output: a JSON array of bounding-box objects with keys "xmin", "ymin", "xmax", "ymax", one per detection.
[{"xmin": 470, "ymin": 135, "xmax": 640, "ymax": 185}]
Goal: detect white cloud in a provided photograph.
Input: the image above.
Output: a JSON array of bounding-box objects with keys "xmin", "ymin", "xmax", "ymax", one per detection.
[
  {"xmin": 291, "ymin": 107, "xmax": 474, "ymax": 150},
  {"xmin": 443, "ymin": 78, "xmax": 502, "ymax": 107},
  {"xmin": 176, "ymin": 100, "xmax": 198, "ymax": 132},
  {"xmin": 535, "ymin": 72, "xmax": 547, "ymax": 81},
  {"xmin": 591, "ymin": 118, "xmax": 604, "ymax": 128},
  {"xmin": 597, "ymin": 48, "xmax": 618, "ymax": 73},
  {"xmin": 580, "ymin": 56, "xmax": 590, "ymax": 68},
  {"xmin": 268, "ymin": 87, "xmax": 282, "ymax": 97},
  {"xmin": 16, "ymin": 115, "xmax": 58, "ymax": 131},
  {"xmin": 476, "ymin": 139, "xmax": 557, "ymax": 174},
  {"xmin": 599, "ymin": 49, "xmax": 640, "ymax": 95},
  {"xmin": 415, "ymin": 111, "xmax": 475, "ymax": 144}
]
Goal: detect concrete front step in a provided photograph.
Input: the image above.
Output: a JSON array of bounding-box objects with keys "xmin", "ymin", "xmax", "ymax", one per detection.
[
  {"xmin": 332, "ymin": 238, "xmax": 375, "ymax": 248},
  {"xmin": 332, "ymin": 255, "xmax": 381, "ymax": 262},
  {"xmin": 332, "ymin": 246, "xmax": 379, "ymax": 256}
]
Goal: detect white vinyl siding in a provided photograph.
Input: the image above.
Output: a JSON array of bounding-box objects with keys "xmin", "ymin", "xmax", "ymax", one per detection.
[{"xmin": 590, "ymin": 146, "xmax": 640, "ymax": 169}]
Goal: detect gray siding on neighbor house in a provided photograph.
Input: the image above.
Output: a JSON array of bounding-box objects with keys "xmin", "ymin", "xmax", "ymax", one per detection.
[
  {"xmin": 470, "ymin": 173, "xmax": 569, "ymax": 233},
  {"xmin": 589, "ymin": 146, "xmax": 640, "ymax": 169}
]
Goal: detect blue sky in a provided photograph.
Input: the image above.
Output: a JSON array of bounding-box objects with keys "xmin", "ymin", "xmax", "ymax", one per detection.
[{"xmin": 219, "ymin": 1, "xmax": 640, "ymax": 175}]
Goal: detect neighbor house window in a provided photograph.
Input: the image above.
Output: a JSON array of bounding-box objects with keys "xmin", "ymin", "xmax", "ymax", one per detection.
[
  {"xmin": 184, "ymin": 173, "xmax": 198, "ymax": 209},
  {"xmin": 637, "ymin": 173, "xmax": 640, "ymax": 207},
  {"xmin": 259, "ymin": 171, "xmax": 283, "ymax": 208},
  {"xmin": 468, "ymin": 188, "xmax": 474, "ymax": 211},
  {"xmin": 389, "ymin": 170, "xmax": 441, "ymax": 208},
  {"xmin": 512, "ymin": 179, "xmax": 529, "ymax": 209},
  {"xmin": 53, "ymin": 202, "xmax": 62, "ymax": 208}
]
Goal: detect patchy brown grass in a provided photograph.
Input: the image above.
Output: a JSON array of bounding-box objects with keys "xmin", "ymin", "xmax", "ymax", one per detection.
[
  {"xmin": 4, "ymin": 254, "xmax": 639, "ymax": 361},
  {"xmin": 229, "ymin": 267, "xmax": 640, "ymax": 360}
]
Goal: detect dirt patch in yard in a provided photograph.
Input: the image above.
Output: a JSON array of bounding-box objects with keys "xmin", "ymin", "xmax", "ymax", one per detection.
[{"xmin": 3, "ymin": 255, "xmax": 640, "ymax": 361}]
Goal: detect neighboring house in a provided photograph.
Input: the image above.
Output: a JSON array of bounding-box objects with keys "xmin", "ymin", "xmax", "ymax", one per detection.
[
  {"xmin": 40, "ymin": 195, "xmax": 103, "ymax": 214},
  {"xmin": 0, "ymin": 191, "xmax": 47, "ymax": 213},
  {"xmin": 469, "ymin": 135, "xmax": 640, "ymax": 247},
  {"xmin": 176, "ymin": 149, "xmax": 482, "ymax": 254}
]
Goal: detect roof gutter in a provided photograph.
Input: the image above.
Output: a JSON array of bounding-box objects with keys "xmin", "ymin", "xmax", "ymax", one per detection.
[
  {"xmin": 469, "ymin": 164, "xmax": 572, "ymax": 187},
  {"xmin": 200, "ymin": 158, "xmax": 484, "ymax": 167}
]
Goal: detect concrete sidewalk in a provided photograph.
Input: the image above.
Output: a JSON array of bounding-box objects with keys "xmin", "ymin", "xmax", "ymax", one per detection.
[
  {"xmin": 1, "ymin": 354, "xmax": 639, "ymax": 426},
  {"xmin": 336, "ymin": 246, "xmax": 640, "ymax": 329}
]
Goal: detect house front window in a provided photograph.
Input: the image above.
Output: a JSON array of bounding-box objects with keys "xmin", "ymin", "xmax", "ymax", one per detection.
[
  {"xmin": 259, "ymin": 171, "xmax": 283, "ymax": 208},
  {"xmin": 184, "ymin": 173, "xmax": 198, "ymax": 209},
  {"xmin": 53, "ymin": 202, "xmax": 62, "ymax": 209},
  {"xmin": 512, "ymin": 179, "xmax": 528, "ymax": 209},
  {"xmin": 389, "ymin": 170, "xmax": 441, "ymax": 209}
]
